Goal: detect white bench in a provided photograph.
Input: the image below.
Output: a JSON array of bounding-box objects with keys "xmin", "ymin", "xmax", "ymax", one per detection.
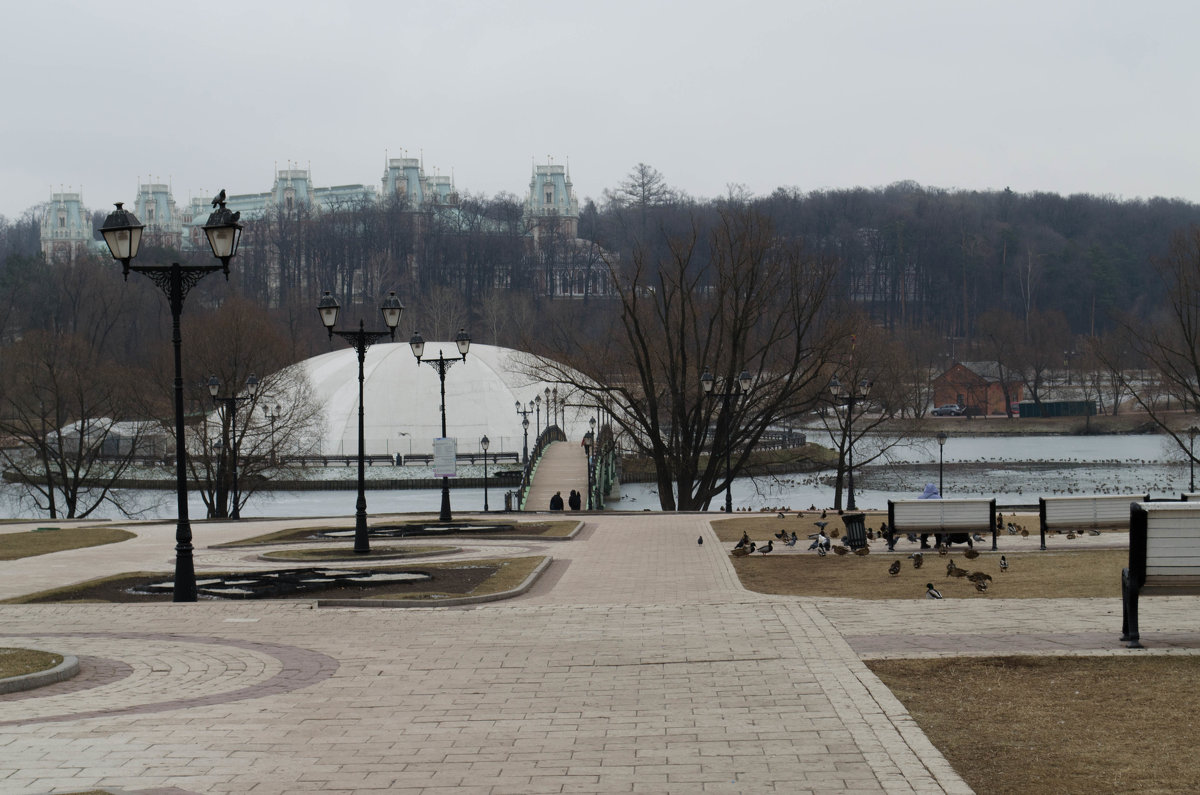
[
  {"xmin": 887, "ymin": 498, "xmax": 997, "ymax": 550},
  {"xmin": 1037, "ymin": 494, "xmax": 1147, "ymax": 550},
  {"xmin": 1122, "ymin": 502, "xmax": 1200, "ymax": 648}
]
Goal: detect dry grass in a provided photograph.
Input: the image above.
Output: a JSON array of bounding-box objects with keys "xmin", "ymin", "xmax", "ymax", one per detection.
[
  {"xmin": 0, "ymin": 647, "xmax": 63, "ymax": 678},
  {"xmin": 0, "ymin": 526, "xmax": 134, "ymax": 560},
  {"xmin": 870, "ymin": 656, "xmax": 1200, "ymax": 795}
]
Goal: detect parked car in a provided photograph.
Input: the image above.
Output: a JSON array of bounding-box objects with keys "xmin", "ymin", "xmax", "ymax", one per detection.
[{"xmin": 931, "ymin": 404, "xmax": 965, "ymax": 416}]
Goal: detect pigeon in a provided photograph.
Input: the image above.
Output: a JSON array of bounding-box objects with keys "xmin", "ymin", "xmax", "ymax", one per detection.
[
  {"xmin": 229, "ymin": 210, "xmax": 241, "ymax": 222},
  {"xmin": 888, "ymin": 560, "xmax": 901, "ymax": 576},
  {"xmin": 972, "ymin": 533, "xmax": 986, "ymax": 543},
  {"xmin": 999, "ymin": 555, "xmax": 1009, "ymax": 572},
  {"xmin": 926, "ymin": 583, "xmax": 943, "ymax": 599},
  {"xmin": 816, "ymin": 546, "xmax": 827, "ymax": 557},
  {"xmin": 212, "ymin": 188, "xmax": 226, "ymax": 207},
  {"xmin": 697, "ymin": 536, "xmax": 703, "ymax": 545},
  {"xmin": 815, "ymin": 520, "xmax": 828, "ymax": 531}
]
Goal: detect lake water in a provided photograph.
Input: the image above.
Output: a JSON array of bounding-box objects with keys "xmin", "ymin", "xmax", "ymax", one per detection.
[{"xmin": 1, "ymin": 433, "xmax": 1192, "ymax": 520}]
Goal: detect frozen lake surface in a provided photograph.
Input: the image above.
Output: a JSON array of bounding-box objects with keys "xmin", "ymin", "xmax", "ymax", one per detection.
[{"xmin": 0, "ymin": 433, "xmax": 1192, "ymax": 520}]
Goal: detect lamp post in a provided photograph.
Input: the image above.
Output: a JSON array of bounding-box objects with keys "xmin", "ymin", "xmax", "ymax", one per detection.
[
  {"xmin": 263, "ymin": 403, "xmax": 282, "ymax": 466},
  {"xmin": 544, "ymin": 388, "xmax": 552, "ymax": 430},
  {"xmin": 411, "ymin": 328, "xmax": 471, "ymax": 522},
  {"xmin": 516, "ymin": 401, "xmax": 534, "ymax": 464},
  {"xmin": 552, "ymin": 386, "xmax": 560, "ymax": 428},
  {"xmin": 1190, "ymin": 426, "xmax": 1199, "ymax": 493},
  {"xmin": 208, "ymin": 373, "xmax": 259, "ymax": 520},
  {"xmin": 101, "ymin": 195, "xmax": 243, "ymax": 602},
  {"xmin": 829, "ymin": 374, "xmax": 873, "ymax": 511},
  {"xmin": 936, "ymin": 431, "xmax": 948, "ymax": 496},
  {"xmin": 583, "ymin": 430, "xmax": 595, "ymax": 510},
  {"xmin": 481, "ymin": 435, "xmax": 490, "ymax": 512},
  {"xmin": 701, "ymin": 367, "xmax": 753, "ymax": 514},
  {"xmin": 317, "ymin": 290, "xmax": 404, "ymax": 554},
  {"xmin": 535, "ymin": 394, "xmax": 542, "ymax": 438}
]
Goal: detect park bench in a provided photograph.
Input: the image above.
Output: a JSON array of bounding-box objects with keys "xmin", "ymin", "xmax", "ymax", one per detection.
[
  {"xmin": 1122, "ymin": 502, "xmax": 1200, "ymax": 648},
  {"xmin": 887, "ymin": 497, "xmax": 998, "ymax": 550},
  {"xmin": 1038, "ymin": 494, "xmax": 1147, "ymax": 550}
]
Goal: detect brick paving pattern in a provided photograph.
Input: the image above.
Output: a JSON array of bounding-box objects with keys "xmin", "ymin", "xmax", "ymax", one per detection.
[{"xmin": 0, "ymin": 511, "xmax": 1198, "ymax": 793}]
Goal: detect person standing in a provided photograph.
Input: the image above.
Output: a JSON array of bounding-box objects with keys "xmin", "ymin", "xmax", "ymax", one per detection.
[
  {"xmin": 568, "ymin": 489, "xmax": 582, "ymax": 510},
  {"xmin": 550, "ymin": 491, "xmax": 564, "ymax": 510}
]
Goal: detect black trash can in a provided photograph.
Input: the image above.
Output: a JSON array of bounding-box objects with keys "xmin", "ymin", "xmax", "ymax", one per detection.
[{"xmin": 841, "ymin": 512, "xmax": 868, "ymax": 550}]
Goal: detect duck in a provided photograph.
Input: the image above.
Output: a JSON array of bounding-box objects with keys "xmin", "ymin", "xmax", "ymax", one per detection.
[
  {"xmin": 910, "ymin": 552, "xmax": 924, "ymax": 569},
  {"xmin": 731, "ymin": 542, "xmax": 756, "ymax": 557},
  {"xmin": 816, "ymin": 546, "xmax": 827, "ymax": 557},
  {"xmin": 964, "ymin": 549, "xmax": 980, "ymax": 560},
  {"xmin": 926, "ymin": 583, "xmax": 944, "ymax": 599},
  {"xmin": 758, "ymin": 540, "xmax": 774, "ymax": 554},
  {"xmin": 967, "ymin": 571, "xmax": 993, "ymax": 584},
  {"xmin": 937, "ymin": 544, "xmax": 949, "ymax": 556},
  {"xmin": 854, "ymin": 546, "xmax": 870, "ymax": 556},
  {"xmin": 833, "ymin": 546, "xmax": 849, "ymax": 556},
  {"xmin": 888, "ymin": 560, "xmax": 901, "ymax": 576},
  {"xmin": 999, "ymin": 555, "xmax": 1009, "ymax": 572},
  {"xmin": 1088, "ymin": 529, "xmax": 1102, "ymax": 536},
  {"xmin": 974, "ymin": 580, "xmax": 989, "ymax": 593}
]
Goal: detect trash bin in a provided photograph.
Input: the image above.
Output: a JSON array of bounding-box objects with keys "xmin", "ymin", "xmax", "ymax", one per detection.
[{"xmin": 841, "ymin": 512, "xmax": 867, "ymax": 550}]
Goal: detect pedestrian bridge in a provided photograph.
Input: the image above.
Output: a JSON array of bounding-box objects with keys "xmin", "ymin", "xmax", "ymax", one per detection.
[{"xmin": 524, "ymin": 441, "xmax": 590, "ymax": 511}]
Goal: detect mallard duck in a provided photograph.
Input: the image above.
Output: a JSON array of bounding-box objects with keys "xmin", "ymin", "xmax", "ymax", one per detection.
[
  {"xmin": 1020, "ymin": 528, "xmax": 1029, "ymax": 537},
  {"xmin": 946, "ymin": 559, "xmax": 960, "ymax": 575},
  {"xmin": 925, "ymin": 583, "xmax": 944, "ymax": 599},
  {"xmin": 964, "ymin": 549, "xmax": 980, "ymax": 560},
  {"xmin": 757, "ymin": 540, "xmax": 774, "ymax": 554},
  {"xmin": 999, "ymin": 555, "xmax": 1009, "ymax": 572},
  {"xmin": 854, "ymin": 546, "xmax": 870, "ymax": 556},
  {"xmin": 888, "ymin": 560, "xmax": 901, "ymax": 576},
  {"xmin": 967, "ymin": 571, "xmax": 992, "ymax": 583},
  {"xmin": 1088, "ymin": 529, "xmax": 1102, "ymax": 536},
  {"xmin": 949, "ymin": 566, "xmax": 968, "ymax": 578},
  {"xmin": 731, "ymin": 542, "xmax": 756, "ymax": 557},
  {"xmin": 974, "ymin": 580, "xmax": 989, "ymax": 593},
  {"xmin": 833, "ymin": 546, "xmax": 849, "ymax": 556},
  {"xmin": 1067, "ymin": 532, "xmax": 1077, "ymax": 540},
  {"xmin": 910, "ymin": 552, "xmax": 924, "ymax": 569},
  {"xmin": 937, "ymin": 544, "xmax": 949, "ymax": 556}
]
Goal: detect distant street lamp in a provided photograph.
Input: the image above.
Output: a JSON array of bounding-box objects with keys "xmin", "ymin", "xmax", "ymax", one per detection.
[
  {"xmin": 582, "ymin": 430, "xmax": 595, "ymax": 510},
  {"xmin": 701, "ymin": 367, "xmax": 753, "ymax": 513},
  {"xmin": 411, "ymin": 328, "xmax": 471, "ymax": 522},
  {"xmin": 208, "ymin": 373, "xmax": 259, "ymax": 520},
  {"xmin": 481, "ymin": 435, "xmax": 490, "ymax": 512},
  {"xmin": 535, "ymin": 393, "xmax": 542, "ymax": 438},
  {"xmin": 936, "ymin": 431, "xmax": 948, "ymax": 496},
  {"xmin": 829, "ymin": 374, "xmax": 873, "ymax": 511},
  {"xmin": 1190, "ymin": 426, "xmax": 1199, "ymax": 493},
  {"xmin": 516, "ymin": 401, "xmax": 534, "ymax": 464},
  {"xmin": 317, "ymin": 290, "xmax": 404, "ymax": 554},
  {"xmin": 101, "ymin": 195, "xmax": 243, "ymax": 602},
  {"xmin": 552, "ymin": 386, "xmax": 560, "ymax": 428}
]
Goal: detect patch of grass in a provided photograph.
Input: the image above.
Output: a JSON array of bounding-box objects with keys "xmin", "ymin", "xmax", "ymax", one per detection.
[
  {"xmin": 0, "ymin": 647, "xmax": 64, "ymax": 679},
  {"xmin": 730, "ymin": 549, "xmax": 1124, "ymax": 599},
  {"xmin": 0, "ymin": 558, "xmax": 546, "ymax": 604},
  {"xmin": 870, "ymin": 656, "xmax": 1200, "ymax": 795},
  {"xmin": 261, "ymin": 545, "xmax": 454, "ymax": 561},
  {"xmin": 0, "ymin": 526, "xmax": 135, "ymax": 560},
  {"xmin": 217, "ymin": 520, "xmax": 576, "ymax": 547}
]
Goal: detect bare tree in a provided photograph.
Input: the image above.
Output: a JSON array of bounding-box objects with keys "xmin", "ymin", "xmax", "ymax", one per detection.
[
  {"xmin": 0, "ymin": 332, "xmax": 157, "ymax": 518},
  {"xmin": 526, "ymin": 204, "xmax": 839, "ymax": 510}
]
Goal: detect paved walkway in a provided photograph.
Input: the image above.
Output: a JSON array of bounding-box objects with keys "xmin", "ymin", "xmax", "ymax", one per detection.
[
  {"xmin": 2, "ymin": 512, "xmax": 1199, "ymax": 793},
  {"xmin": 525, "ymin": 441, "xmax": 589, "ymax": 511}
]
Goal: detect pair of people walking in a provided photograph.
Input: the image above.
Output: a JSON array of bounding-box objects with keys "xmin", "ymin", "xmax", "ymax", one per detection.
[{"xmin": 550, "ymin": 489, "xmax": 584, "ymax": 511}]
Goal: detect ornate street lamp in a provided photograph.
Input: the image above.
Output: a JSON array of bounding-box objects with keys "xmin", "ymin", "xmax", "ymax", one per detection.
[
  {"xmin": 481, "ymin": 434, "xmax": 490, "ymax": 512},
  {"xmin": 263, "ymin": 403, "xmax": 282, "ymax": 466},
  {"xmin": 535, "ymin": 393, "xmax": 542, "ymax": 438},
  {"xmin": 582, "ymin": 430, "xmax": 595, "ymax": 510},
  {"xmin": 829, "ymin": 374, "xmax": 873, "ymax": 511},
  {"xmin": 937, "ymin": 431, "xmax": 948, "ymax": 496},
  {"xmin": 318, "ymin": 290, "xmax": 404, "ymax": 553},
  {"xmin": 516, "ymin": 400, "xmax": 534, "ymax": 464},
  {"xmin": 101, "ymin": 194, "xmax": 243, "ymax": 602},
  {"xmin": 701, "ymin": 367, "xmax": 753, "ymax": 513},
  {"xmin": 411, "ymin": 328, "xmax": 471, "ymax": 522},
  {"xmin": 208, "ymin": 373, "xmax": 258, "ymax": 520}
]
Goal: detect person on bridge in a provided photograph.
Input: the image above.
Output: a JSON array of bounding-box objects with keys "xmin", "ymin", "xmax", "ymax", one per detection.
[
  {"xmin": 549, "ymin": 491, "xmax": 565, "ymax": 511},
  {"xmin": 568, "ymin": 490, "xmax": 582, "ymax": 510}
]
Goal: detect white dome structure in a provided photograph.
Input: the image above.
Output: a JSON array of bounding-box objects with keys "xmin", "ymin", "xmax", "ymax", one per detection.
[{"xmin": 298, "ymin": 342, "xmax": 597, "ymax": 459}]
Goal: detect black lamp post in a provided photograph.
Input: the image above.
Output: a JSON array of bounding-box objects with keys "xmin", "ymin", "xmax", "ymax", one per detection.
[
  {"xmin": 552, "ymin": 386, "xmax": 560, "ymax": 428},
  {"xmin": 535, "ymin": 394, "xmax": 542, "ymax": 438},
  {"xmin": 411, "ymin": 328, "xmax": 471, "ymax": 522},
  {"xmin": 583, "ymin": 430, "xmax": 595, "ymax": 510},
  {"xmin": 1190, "ymin": 426, "xmax": 1199, "ymax": 493},
  {"xmin": 263, "ymin": 403, "xmax": 282, "ymax": 466},
  {"xmin": 318, "ymin": 290, "xmax": 404, "ymax": 554},
  {"xmin": 481, "ymin": 434, "xmax": 490, "ymax": 512},
  {"xmin": 829, "ymin": 374, "xmax": 873, "ymax": 511},
  {"xmin": 516, "ymin": 401, "xmax": 534, "ymax": 464},
  {"xmin": 544, "ymin": 388, "xmax": 552, "ymax": 430},
  {"xmin": 701, "ymin": 368, "xmax": 753, "ymax": 513},
  {"xmin": 936, "ymin": 431, "xmax": 948, "ymax": 496},
  {"xmin": 101, "ymin": 195, "xmax": 243, "ymax": 602},
  {"xmin": 208, "ymin": 373, "xmax": 259, "ymax": 520}
]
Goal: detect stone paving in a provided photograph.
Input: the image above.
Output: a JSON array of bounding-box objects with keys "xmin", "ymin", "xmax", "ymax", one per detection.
[{"xmin": 1, "ymin": 511, "xmax": 1199, "ymax": 794}]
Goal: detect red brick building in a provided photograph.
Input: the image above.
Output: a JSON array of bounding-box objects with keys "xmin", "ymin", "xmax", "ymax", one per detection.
[{"xmin": 932, "ymin": 362, "xmax": 1023, "ymax": 416}]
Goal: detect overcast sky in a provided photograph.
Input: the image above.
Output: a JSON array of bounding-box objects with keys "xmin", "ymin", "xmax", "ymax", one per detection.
[{"xmin": 4, "ymin": 1, "xmax": 1197, "ymax": 221}]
